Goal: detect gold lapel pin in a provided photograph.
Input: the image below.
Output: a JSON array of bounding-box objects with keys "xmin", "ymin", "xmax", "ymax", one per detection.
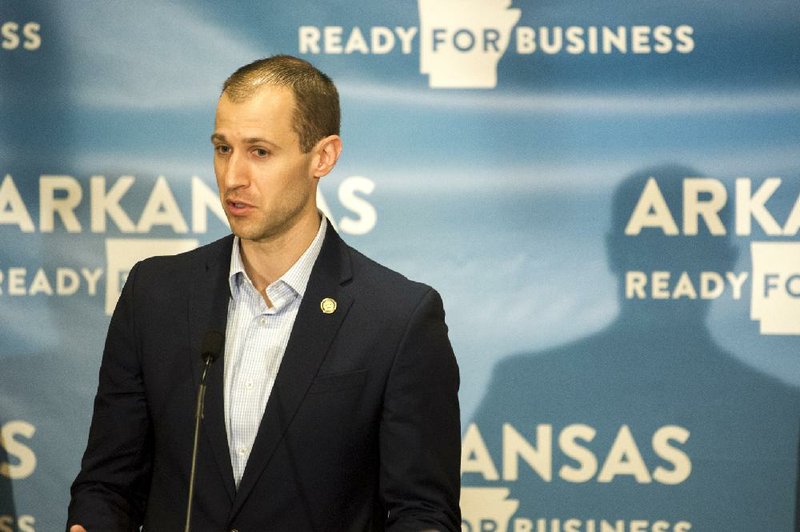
[{"xmin": 320, "ymin": 297, "xmax": 337, "ymax": 314}]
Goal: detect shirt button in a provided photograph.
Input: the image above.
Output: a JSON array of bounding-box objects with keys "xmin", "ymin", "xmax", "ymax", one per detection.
[
  {"xmin": 238, "ymin": 447, "xmax": 247, "ymax": 455},
  {"xmin": 245, "ymin": 381, "xmax": 253, "ymax": 389},
  {"xmin": 259, "ymin": 316, "xmax": 267, "ymax": 325}
]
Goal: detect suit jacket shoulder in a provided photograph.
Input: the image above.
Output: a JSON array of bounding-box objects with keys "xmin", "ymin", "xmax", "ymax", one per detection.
[{"xmin": 340, "ymin": 239, "xmax": 439, "ymax": 312}]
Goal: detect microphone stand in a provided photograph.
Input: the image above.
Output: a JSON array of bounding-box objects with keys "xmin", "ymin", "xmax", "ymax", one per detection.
[{"xmin": 185, "ymin": 331, "xmax": 223, "ymax": 532}]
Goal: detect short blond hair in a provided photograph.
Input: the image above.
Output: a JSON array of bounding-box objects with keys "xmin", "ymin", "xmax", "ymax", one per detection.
[{"xmin": 222, "ymin": 55, "xmax": 340, "ymax": 153}]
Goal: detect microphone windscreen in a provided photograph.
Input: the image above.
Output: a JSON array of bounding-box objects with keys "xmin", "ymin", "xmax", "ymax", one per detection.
[{"xmin": 201, "ymin": 330, "xmax": 225, "ymax": 362}]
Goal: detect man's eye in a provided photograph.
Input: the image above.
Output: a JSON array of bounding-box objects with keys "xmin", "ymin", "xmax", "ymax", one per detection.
[
  {"xmin": 215, "ymin": 145, "xmax": 231, "ymax": 155},
  {"xmin": 253, "ymin": 148, "xmax": 269, "ymax": 158}
]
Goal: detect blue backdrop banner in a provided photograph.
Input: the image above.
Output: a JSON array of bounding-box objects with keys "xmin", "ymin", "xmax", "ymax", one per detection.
[{"xmin": 1, "ymin": 1, "xmax": 799, "ymax": 530}]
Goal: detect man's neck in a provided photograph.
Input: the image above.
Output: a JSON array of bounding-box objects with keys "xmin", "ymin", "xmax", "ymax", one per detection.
[{"xmin": 239, "ymin": 213, "xmax": 321, "ymax": 292}]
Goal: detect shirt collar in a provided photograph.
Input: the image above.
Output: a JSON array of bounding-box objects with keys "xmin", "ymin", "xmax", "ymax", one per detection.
[{"xmin": 228, "ymin": 216, "xmax": 327, "ymax": 300}]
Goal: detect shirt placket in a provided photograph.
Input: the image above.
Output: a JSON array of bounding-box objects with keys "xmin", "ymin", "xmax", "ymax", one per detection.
[{"xmin": 229, "ymin": 282, "xmax": 272, "ymax": 485}]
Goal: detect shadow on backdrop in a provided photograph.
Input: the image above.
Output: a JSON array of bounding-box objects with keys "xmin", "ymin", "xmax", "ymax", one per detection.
[{"xmin": 468, "ymin": 165, "xmax": 800, "ymax": 531}]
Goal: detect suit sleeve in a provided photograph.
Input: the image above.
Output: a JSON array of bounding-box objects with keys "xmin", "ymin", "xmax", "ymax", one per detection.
[
  {"xmin": 67, "ymin": 262, "xmax": 152, "ymax": 531},
  {"xmin": 380, "ymin": 288, "xmax": 461, "ymax": 531}
]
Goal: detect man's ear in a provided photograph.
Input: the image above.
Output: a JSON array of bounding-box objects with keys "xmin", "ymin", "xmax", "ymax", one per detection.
[{"xmin": 312, "ymin": 135, "xmax": 343, "ymax": 178}]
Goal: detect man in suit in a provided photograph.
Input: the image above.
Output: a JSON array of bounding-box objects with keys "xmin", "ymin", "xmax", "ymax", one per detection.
[{"xmin": 68, "ymin": 55, "xmax": 461, "ymax": 531}]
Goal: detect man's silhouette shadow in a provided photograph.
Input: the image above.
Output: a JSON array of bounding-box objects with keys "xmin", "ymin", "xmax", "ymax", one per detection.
[{"xmin": 469, "ymin": 165, "xmax": 800, "ymax": 531}]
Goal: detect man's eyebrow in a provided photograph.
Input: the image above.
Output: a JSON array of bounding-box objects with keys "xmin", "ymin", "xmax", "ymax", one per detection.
[
  {"xmin": 244, "ymin": 137, "xmax": 278, "ymax": 147},
  {"xmin": 210, "ymin": 133, "xmax": 279, "ymax": 148}
]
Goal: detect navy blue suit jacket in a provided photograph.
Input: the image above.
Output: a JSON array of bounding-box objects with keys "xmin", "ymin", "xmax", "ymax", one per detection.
[{"xmin": 69, "ymin": 225, "xmax": 461, "ymax": 531}]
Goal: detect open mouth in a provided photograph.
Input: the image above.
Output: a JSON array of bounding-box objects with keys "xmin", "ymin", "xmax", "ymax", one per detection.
[{"xmin": 226, "ymin": 200, "xmax": 253, "ymax": 214}]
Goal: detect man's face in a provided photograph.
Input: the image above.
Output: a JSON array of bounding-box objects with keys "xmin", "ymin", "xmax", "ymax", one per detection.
[{"xmin": 212, "ymin": 85, "xmax": 318, "ymax": 244}]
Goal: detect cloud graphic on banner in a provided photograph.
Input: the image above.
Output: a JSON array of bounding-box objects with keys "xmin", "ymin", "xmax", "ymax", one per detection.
[
  {"xmin": 750, "ymin": 242, "xmax": 800, "ymax": 335},
  {"xmin": 460, "ymin": 487, "xmax": 519, "ymax": 532},
  {"xmin": 58, "ymin": 2, "xmax": 260, "ymax": 109},
  {"xmin": 418, "ymin": 0, "xmax": 521, "ymax": 88},
  {"xmin": 339, "ymin": 80, "xmax": 800, "ymax": 115},
  {"xmin": 105, "ymin": 239, "xmax": 198, "ymax": 315}
]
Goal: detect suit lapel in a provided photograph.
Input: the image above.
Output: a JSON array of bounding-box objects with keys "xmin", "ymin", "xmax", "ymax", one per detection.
[
  {"xmin": 188, "ymin": 234, "xmax": 237, "ymax": 503},
  {"xmin": 231, "ymin": 225, "xmax": 354, "ymax": 516}
]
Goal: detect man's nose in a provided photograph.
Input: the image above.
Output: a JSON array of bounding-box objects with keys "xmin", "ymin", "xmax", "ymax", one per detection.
[{"xmin": 222, "ymin": 151, "xmax": 249, "ymax": 189}]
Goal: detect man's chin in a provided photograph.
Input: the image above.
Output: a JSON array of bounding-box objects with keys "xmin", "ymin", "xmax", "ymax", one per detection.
[
  {"xmin": 231, "ymin": 224, "xmax": 277, "ymax": 244},
  {"xmin": 229, "ymin": 222, "xmax": 258, "ymax": 241}
]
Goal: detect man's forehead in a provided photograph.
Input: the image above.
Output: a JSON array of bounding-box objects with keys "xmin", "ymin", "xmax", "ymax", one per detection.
[
  {"xmin": 215, "ymin": 86, "xmax": 294, "ymax": 123},
  {"xmin": 212, "ymin": 85, "xmax": 300, "ymax": 148}
]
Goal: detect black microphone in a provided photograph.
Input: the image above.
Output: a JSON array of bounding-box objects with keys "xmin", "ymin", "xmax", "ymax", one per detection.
[{"xmin": 184, "ymin": 330, "xmax": 224, "ymax": 532}]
